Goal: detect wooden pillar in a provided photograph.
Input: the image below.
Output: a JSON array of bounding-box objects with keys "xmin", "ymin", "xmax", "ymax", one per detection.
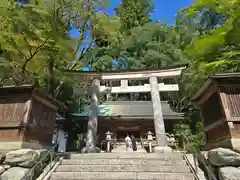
[
  {"xmin": 81, "ymin": 79, "xmax": 101, "ymax": 153},
  {"xmin": 149, "ymin": 76, "xmax": 172, "ymax": 152}
]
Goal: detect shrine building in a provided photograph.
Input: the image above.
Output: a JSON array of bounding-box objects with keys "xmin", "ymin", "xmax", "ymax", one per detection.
[
  {"xmin": 66, "ymin": 65, "xmax": 186, "ymax": 152},
  {"xmin": 72, "ymin": 100, "xmax": 184, "ymax": 143},
  {"xmin": 192, "ymin": 73, "xmax": 240, "ymax": 150}
]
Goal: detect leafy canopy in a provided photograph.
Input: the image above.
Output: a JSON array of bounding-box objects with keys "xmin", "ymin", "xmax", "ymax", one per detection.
[
  {"xmin": 116, "ymin": 0, "xmax": 153, "ymax": 34},
  {"xmin": 0, "ymin": 0, "xmax": 108, "ymax": 112}
]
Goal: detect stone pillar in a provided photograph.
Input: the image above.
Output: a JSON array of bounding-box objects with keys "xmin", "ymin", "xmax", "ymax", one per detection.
[
  {"xmin": 121, "ymin": 80, "xmax": 128, "ymax": 87},
  {"xmin": 149, "ymin": 76, "xmax": 172, "ymax": 153},
  {"xmin": 81, "ymin": 79, "xmax": 101, "ymax": 153}
]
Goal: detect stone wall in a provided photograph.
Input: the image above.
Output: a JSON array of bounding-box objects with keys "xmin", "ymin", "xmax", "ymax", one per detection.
[
  {"xmin": 0, "ymin": 149, "xmax": 51, "ymax": 180},
  {"xmin": 206, "ymin": 148, "xmax": 240, "ymax": 180}
]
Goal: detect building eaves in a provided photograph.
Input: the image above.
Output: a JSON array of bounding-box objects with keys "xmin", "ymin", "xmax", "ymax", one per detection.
[
  {"xmin": 72, "ymin": 101, "xmax": 184, "ymax": 120},
  {"xmin": 192, "ymin": 72, "xmax": 240, "ymax": 102}
]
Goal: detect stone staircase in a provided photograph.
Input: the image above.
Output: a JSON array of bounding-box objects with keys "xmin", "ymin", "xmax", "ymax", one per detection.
[
  {"xmin": 111, "ymin": 142, "xmax": 146, "ymax": 153},
  {"xmin": 50, "ymin": 152, "xmax": 194, "ymax": 180}
]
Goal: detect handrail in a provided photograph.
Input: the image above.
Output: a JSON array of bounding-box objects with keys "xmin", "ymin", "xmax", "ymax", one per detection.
[
  {"xmin": 183, "ymin": 153, "xmax": 201, "ymax": 180},
  {"xmin": 20, "ymin": 144, "xmax": 58, "ymax": 180},
  {"xmin": 194, "ymin": 151, "xmax": 218, "ymax": 180},
  {"xmin": 181, "ymin": 135, "xmax": 201, "ymax": 180},
  {"xmin": 181, "ymin": 135, "xmax": 218, "ymax": 180}
]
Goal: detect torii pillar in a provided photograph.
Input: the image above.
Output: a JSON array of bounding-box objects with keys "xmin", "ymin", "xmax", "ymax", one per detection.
[
  {"xmin": 81, "ymin": 79, "xmax": 101, "ymax": 153},
  {"xmin": 149, "ymin": 76, "xmax": 172, "ymax": 153}
]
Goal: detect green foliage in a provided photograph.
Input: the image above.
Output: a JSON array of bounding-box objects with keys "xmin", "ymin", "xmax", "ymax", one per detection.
[
  {"xmin": 116, "ymin": 0, "xmax": 153, "ymax": 34},
  {"xmin": 0, "ymin": 1, "xmax": 71, "ymax": 87},
  {"xmin": 88, "ymin": 0, "xmax": 187, "ymax": 72},
  {"xmin": 0, "ymin": 0, "xmax": 107, "ymax": 112},
  {"xmin": 120, "ymin": 23, "xmax": 188, "ymax": 69},
  {"xmin": 172, "ymin": 0, "xmax": 239, "ymax": 151},
  {"xmin": 174, "ymin": 113, "xmax": 205, "ymax": 153},
  {"xmin": 87, "ymin": 14, "xmax": 123, "ymax": 71},
  {"xmin": 68, "ymin": 0, "xmax": 109, "ymax": 70},
  {"xmin": 176, "ymin": 0, "xmax": 240, "ymax": 105}
]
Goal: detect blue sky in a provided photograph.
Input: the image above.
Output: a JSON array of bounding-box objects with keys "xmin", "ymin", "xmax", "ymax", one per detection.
[
  {"xmin": 103, "ymin": 0, "xmax": 195, "ymax": 23},
  {"xmin": 69, "ymin": 0, "xmax": 194, "ymax": 37},
  {"xmin": 151, "ymin": 0, "xmax": 194, "ymax": 23}
]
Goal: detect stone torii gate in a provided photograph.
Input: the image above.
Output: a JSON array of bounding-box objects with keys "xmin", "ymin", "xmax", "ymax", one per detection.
[{"xmin": 68, "ymin": 65, "xmax": 186, "ymax": 153}]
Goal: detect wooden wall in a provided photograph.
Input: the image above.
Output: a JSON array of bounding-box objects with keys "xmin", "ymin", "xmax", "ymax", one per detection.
[
  {"xmin": 219, "ymin": 86, "xmax": 240, "ymax": 141},
  {"xmin": 24, "ymin": 96, "xmax": 57, "ymax": 147},
  {"xmin": 0, "ymin": 94, "xmax": 29, "ymax": 144},
  {"xmin": 220, "ymin": 86, "xmax": 240, "ymax": 120},
  {"xmin": 199, "ymin": 81, "xmax": 240, "ymax": 149},
  {"xmin": 0, "ymin": 129, "xmax": 24, "ymax": 142},
  {"xmin": 0, "ymin": 95, "xmax": 29, "ymax": 127},
  {"xmin": 230, "ymin": 122, "xmax": 240, "ymax": 138},
  {"xmin": 205, "ymin": 122, "xmax": 231, "ymax": 143},
  {"xmin": 0, "ymin": 88, "xmax": 60, "ymax": 149},
  {"xmin": 200, "ymin": 91, "xmax": 226, "ymax": 127}
]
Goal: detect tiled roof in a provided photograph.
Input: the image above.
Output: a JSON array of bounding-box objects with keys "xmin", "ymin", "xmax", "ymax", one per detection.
[{"xmin": 72, "ymin": 101, "xmax": 184, "ymax": 120}]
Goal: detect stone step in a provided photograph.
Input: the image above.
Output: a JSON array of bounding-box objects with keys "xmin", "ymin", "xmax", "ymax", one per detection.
[
  {"xmin": 51, "ymin": 172, "xmax": 194, "ymax": 180},
  {"xmin": 112, "ymin": 147, "xmax": 146, "ymax": 153},
  {"xmin": 61, "ymin": 159, "xmax": 186, "ymax": 165},
  {"xmin": 56, "ymin": 164, "xmax": 191, "ymax": 173},
  {"xmin": 69, "ymin": 153, "xmax": 184, "ymax": 160}
]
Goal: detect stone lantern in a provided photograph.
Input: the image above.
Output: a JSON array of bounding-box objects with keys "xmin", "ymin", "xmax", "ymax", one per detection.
[
  {"xmin": 105, "ymin": 131, "xmax": 113, "ymax": 152},
  {"xmin": 147, "ymin": 131, "xmax": 153, "ymax": 141},
  {"xmin": 146, "ymin": 131, "xmax": 153, "ymax": 153}
]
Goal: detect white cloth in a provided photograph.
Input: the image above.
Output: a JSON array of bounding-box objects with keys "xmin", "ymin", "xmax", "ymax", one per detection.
[
  {"xmin": 52, "ymin": 133, "xmax": 57, "ymax": 145},
  {"xmin": 57, "ymin": 129, "xmax": 67, "ymax": 153},
  {"xmin": 125, "ymin": 136, "xmax": 132, "ymax": 146}
]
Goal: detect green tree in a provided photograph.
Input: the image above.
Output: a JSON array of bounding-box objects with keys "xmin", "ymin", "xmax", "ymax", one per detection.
[
  {"xmin": 116, "ymin": 23, "xmax": 187, "ymax": 69},
  {"xmin": 67, "ymin": 0, "xmax": 108, "ymax": 70},
  {"xmin": 116, "ymin": 0, "xmax": 153, "ymax": 34},
  {"xmin": 87, "ymin": 14, "xmax": 123, "ymax": 71},
  {"xmin": 174, "ymin": 118, "xmax": 205, "ymax": 153},
  {"xmin": 0, "ymin": 0, "xmax": 71, "ymax": 86},
  {"xmin": 174, "ymin": 0, "xmax": 240, "ymax": 109},
  {"xmin": 170, "ymin": 0, "xmax": 240, "ymax": 151},
  {"xmin": 0, "ymin": 0, "xmax": 107, "ymax": 112}
]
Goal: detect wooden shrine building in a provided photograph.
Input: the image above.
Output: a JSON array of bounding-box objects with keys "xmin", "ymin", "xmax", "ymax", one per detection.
[
  {"xmin": 192, "ymin": 73, "xmax": 240, "ymax": 150},
  {"xmin": 67, "ymin": 65, "xmax": 186, "ymax": 153},
  {"xmin": 0, "ymin": 85, "xmax": 66, "ymax": 150},
  {"xmin": 72, "ymin": 101, "xmax": 184, "ymax": 144}
]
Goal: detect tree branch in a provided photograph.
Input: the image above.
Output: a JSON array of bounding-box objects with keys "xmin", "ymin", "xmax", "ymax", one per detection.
[
  {"xmin": 70, "ymin": 38, "xmax": 94, "ymax": 70},
  {"xmin": 22, "ymin": 37, "xmax": 50, "ymax": 73},
  {"xmin": 23, "ymin": 36, "xmax": 33, "ymax": 56},
  {"xmin": 10, "ymin": 37, "xmax": 28, "ymax": 60},
  {"xmin": 54, "ymin": 81, "xmax": 65, "ymax": 99}
]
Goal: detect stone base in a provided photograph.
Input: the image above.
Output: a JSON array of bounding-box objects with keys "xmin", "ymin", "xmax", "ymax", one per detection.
[
  {"xmin": 81, "ymin": 146, "xmax": 101, "ymax": 153},
  {"xmin": 153, "ymin": 146, "xmax": 172, "ymax": 153},
  {"xmin": 231, "ymin": 139, "xmax": 240, "ymax": 150}
]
